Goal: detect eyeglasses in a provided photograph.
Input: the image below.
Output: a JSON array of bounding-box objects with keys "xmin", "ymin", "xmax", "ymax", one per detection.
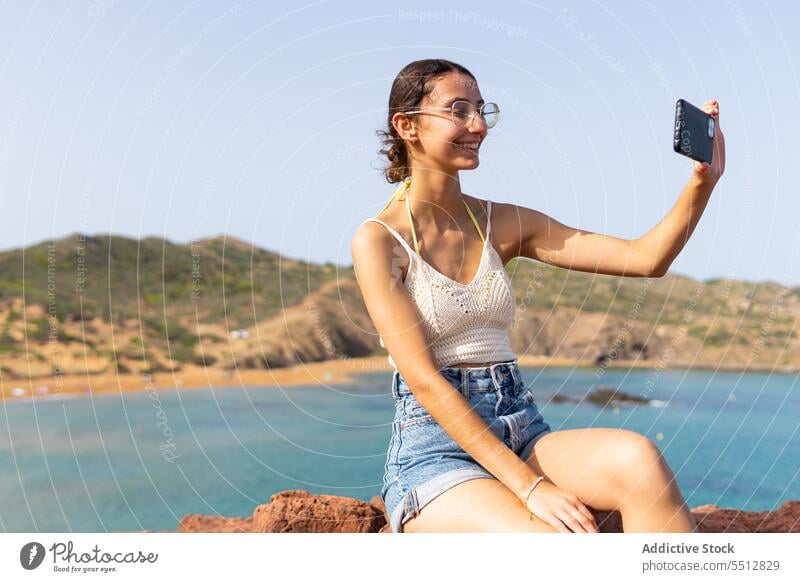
[{"xmin": 403, "ymin": 100, "xmax": 500, "ymax": 129}]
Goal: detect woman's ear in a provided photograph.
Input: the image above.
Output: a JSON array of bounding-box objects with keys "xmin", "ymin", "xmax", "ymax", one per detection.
[{"xmin": 392, "ymin": 112, "xmax": 417, "ymax": 142}]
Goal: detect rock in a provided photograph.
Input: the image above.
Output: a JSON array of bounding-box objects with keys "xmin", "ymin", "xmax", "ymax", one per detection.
[
  {"xmin": 177, "ymin": 515, "xmax": 253, "ymax": 533},
  {"xmin": 251, "ymin": 490, "xmax": 385, "ymax": 533},
  {"xmin": 370, "ymin": 495, "xmax": 392, "ymax": 533},
  {"xmin": 593, "ymin": 509, "xmax": 624, "ymax": 533},
  {"xmin": 584, "ymin": 386, "xmax": 652, "ymax": 407},
  {"xmin": 549, "ymin": 393, "xmax": 578, "ymax": 404},
  {"xmin": 549, "ymin": 386, "xmax": 655, "ymax": 408},
  {"xmin": 692, "ymin": 501, "xmax": 800, "ymax": 533},
  {"xmin": 174, "ymin": 490, "xmax": 800, "ymax": 533}
]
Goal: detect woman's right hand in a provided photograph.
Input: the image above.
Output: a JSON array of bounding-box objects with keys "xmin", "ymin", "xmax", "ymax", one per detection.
[{"xmin": 525, "ymin": 479, "xmax": 600, "ymax": 533}]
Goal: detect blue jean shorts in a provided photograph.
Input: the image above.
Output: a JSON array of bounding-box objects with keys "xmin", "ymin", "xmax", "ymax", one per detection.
[{"xmin": 380, "ymin": 359, "xmax": 552, "ymax": 533}]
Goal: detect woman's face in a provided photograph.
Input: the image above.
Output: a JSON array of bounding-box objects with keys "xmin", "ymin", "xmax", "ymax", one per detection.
[{"xmin": 395, "ymin": 72, "xmax": 488, "ymax": 176}]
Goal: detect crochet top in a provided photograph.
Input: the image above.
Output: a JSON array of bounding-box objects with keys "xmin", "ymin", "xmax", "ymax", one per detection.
[{"xmin": 361, "ymin": 180, "xmax": 516, "ymax": 371}]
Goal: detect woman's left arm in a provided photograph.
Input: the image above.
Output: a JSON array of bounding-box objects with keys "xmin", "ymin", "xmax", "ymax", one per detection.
[{"xmin": 514, "ymin": 99, "xmax": 725, "ymax": 278}]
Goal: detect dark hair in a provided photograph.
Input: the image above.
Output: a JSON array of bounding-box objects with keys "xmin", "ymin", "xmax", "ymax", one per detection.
[{"xmin": 376, "ymin": 59, "xmax": 477, "ymax": 184}]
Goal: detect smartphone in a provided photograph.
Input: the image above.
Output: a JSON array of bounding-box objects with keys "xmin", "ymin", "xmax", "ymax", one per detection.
[{"xmin": 673, "ymin": 99, "xmax": 714, "ymax": 164}]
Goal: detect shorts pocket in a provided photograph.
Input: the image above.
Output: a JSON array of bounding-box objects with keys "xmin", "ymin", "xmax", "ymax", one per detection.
[
  {"xmin": 396, "ymin": 413, "xmax": 448, "ymax": 465},
  {"xmin": 399, "ymin": 397, "xmax": 435, "ymax": 428},
  {"xmin": 399, "ymin": 414, "xmax": 436, "ymax": 429}
]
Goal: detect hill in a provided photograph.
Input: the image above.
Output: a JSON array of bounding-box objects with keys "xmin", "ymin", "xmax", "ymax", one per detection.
[{"xmin": 1, "ymin": 232, "xmax": 798, "ymax": 390}]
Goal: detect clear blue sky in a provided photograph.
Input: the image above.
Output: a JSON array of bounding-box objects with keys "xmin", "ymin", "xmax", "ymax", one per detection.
[{"xmin": 1, "ymin": 0, "xmax": 798, "ymax": 284}]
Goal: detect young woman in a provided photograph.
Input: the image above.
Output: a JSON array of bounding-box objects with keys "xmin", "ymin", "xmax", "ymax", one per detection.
[{"xmin": 351, "ymin": 59, "xmax": 725, "ymax": 533}]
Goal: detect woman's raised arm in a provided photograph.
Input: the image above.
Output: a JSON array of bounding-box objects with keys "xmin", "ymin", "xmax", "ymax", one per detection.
[{"xmin": 506, "ymin": 99, "xmax": 725, "ymax": 278}]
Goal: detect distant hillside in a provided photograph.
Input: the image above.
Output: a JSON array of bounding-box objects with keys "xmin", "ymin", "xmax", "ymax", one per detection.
[
  {"xmin": 501, "ymin": 258, "xmax": 800, "ymax": 370},
  {"xmin": 0, "ymin": 232, "xmax": 343, "ymax": 327},
  {"xmin": 1, "ymin": 232, "xmax": 798, "ymax": 381}
]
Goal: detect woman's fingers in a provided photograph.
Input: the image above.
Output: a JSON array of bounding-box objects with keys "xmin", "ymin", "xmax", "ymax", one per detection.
[
  {"xmin": 533, "ymin": 486, "xmax": 601, "ymax": 532},
  {"xmin": 540, "ymin": 506, "xmax": 575, "ymax": 533},
  {"xmin": 559, "ymin": 499, "xmax": 598, "ymax": 533},
  {"xmin": 576, "ymin": 502, "xmax": 599, "ymax": 528},
  {"xmin": 573, "ymin": 509, "xmax": 599, "ymax": 533},
  {"xmin": 570, "ymin": 501, "xmax": 600, "ymax": 532},
  {"xmin": 548, "ymin": 515, "xmax": 572, "ymax": 533},
  {"xmin": 702, "ymin": 99, "xmax": 720, "ymax": 126},
  {"xmin": 558, "ymin": 509, "xmax": 593, "ymax": 533},
  {"xmin": 566, "ymin": 494, "xmax": 599, "ymax": 531},
  {"xmin": 692, "ymin": 99, "xmax": 723, "ymax": 179},
  {"xmin": 579, "ymin": 509, "xmax": 600, "ymax": 532}
]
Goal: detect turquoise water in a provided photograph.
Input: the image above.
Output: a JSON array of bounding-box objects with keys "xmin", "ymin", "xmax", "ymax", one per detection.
[{"xmin": 1, "ymin": 366, "xmax": 798, "ymax": 532}]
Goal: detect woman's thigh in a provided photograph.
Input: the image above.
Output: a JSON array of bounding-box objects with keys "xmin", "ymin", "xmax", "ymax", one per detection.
[
  {"xmin": 403, "ymin": 477, "xmax": 559, "ymax": 533},
  {"xmin": 523, "ymin": 427, "xmax": 672, "ymax": 512}
]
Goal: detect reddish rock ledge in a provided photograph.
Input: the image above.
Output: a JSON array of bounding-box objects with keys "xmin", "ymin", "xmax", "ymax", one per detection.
[{"xmin": 173, "ymin": 490, "xmax": 800, "ymax": 533}]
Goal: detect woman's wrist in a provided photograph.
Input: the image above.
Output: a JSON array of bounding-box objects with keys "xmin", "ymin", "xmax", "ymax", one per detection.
[
  {"xmin": 689, "ymin": 169, "xmax": 720, "ymax": 191},
  {"xmin": 523, "ymin": 476, "xmax": 545, "ymax": 506},
  {"xmin": 510, "ymin": 468, "xmax": 544, "ymax": 503}
]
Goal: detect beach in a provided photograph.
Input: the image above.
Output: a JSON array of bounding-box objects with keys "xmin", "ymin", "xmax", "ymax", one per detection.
[
  {"xmin": 3, "ymin": 353, "xmax": 796, "ymax": 402},
  {"xmin": 1, "ymin": 357, "xmax": 385, "ymax": 401}
]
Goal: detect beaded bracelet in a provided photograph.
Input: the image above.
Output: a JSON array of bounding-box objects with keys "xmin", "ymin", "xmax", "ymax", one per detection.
[{"xmin": 523, "ymin": 476, "xmax": 545, "ymax": 517}]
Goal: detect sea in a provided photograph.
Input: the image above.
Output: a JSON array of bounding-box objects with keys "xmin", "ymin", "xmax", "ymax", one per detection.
[{"xmin": 1, "ymin": 366, "xmax": 798, "ymax": 532}]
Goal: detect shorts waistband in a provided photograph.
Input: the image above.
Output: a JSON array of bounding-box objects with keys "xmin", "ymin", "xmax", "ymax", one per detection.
[{"xmin": 391, "ymin": 359, "xmax": 521, "ymax": 399}]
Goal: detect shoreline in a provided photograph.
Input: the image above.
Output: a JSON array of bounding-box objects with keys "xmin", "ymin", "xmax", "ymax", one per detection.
[{"xmin": 2, "ymin": 354, "xmax": 797, "ymax": 402}]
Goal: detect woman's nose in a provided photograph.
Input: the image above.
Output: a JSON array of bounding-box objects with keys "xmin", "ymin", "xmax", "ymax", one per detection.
[{"xmin": 467, "ymin": 114, "xmax": 488, "ymax": 133}]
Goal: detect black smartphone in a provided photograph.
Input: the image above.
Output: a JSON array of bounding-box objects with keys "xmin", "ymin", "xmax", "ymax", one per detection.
[{"xmin": 673, "ymin": 99, "xmax": 714, "ymax": 164}]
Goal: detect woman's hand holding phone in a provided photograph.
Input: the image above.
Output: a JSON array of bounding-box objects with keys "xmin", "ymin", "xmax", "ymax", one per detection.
[{"xmin": 693, "ymin": 99, "xmax": 726, "ymax": 185}]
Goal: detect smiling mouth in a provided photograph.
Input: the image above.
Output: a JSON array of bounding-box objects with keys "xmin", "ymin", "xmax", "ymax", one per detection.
[{"xmin": 454, "ymin": 142, "xmax": 480, "ymax": 155}]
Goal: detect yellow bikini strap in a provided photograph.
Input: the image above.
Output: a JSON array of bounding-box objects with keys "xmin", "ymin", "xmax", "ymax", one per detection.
[
  {"xmin": 380, "ymin": 178, "xmax": 411, "ymax": 213},
  {"xmin": 403, "ymin": 195, "xmax": 421, "ymax": 255},
  {"xmin": 380, "ymin": 178, "xmax": 421, "ymax": 255},
  {"xmin": 381, "ymin": 177, "xmax": 485, "ymax": 253},
  {"xmin": 462, "ymin": 198, "xmax": 486, "ymax": 243}
]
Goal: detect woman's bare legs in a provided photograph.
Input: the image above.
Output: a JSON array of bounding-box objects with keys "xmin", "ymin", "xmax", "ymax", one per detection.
[
  {"xmin": 402, "ymin": 477, "xmax": 559, "ymax": 533},
  {"xmin": 401, "ymin": 427, "xmax": 695, "ymax": 533},
  {"xmin": 524, "ymin": 428, "xmax": 696, "ymax": 532}
]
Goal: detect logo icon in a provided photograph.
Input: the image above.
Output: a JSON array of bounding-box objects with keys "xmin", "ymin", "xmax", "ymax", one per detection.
[{"xmin": 20, "ymin": 542, "xmax": 46, "ymax": 570}]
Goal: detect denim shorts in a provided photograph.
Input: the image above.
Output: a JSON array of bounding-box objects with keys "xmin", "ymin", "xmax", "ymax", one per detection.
[{"xmin": 380, "ymin": 359, "xmax": 552, "ymax": 533}]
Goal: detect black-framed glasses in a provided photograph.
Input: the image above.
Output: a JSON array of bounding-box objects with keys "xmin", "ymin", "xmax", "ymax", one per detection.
[{"xmin": 403, "ymin": 100, "xmax": 500, "ymax": 129}]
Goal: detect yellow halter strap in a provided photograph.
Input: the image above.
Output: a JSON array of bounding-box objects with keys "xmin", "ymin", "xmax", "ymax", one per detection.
[
  {"xmin": 380, "ymin": 178, "xmax": 485, "ymax": 256},
  {"xmin": 380, "ymin": 178, "xmax": 412, "ymax": 213}
]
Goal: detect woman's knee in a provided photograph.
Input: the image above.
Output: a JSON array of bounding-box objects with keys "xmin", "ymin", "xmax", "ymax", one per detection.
[{"xmin": 612, "ymin": 431, "xmax": 674, "ymax": 492}]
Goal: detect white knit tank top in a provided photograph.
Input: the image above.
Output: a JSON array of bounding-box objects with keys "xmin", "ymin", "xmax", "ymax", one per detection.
[{"xmin": 362, "ymin": 196, "xmax": 517, "ymax": 371}]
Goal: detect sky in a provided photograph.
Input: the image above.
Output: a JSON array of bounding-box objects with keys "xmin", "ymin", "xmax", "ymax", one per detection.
[{"xmin": 0, "ymin": 0, "xmax": 799, "ymax": 285}]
